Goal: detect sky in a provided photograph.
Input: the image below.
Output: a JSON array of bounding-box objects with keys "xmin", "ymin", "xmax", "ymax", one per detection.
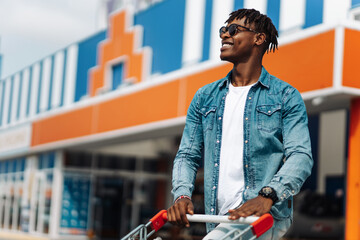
[{"xmin": 0, "ymin": 0, "xmax": 104, "ymax": 79}]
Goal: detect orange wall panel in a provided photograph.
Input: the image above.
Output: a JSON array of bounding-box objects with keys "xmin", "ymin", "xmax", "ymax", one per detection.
[
  {"xmin": 95, "ymin": 81, "xmax": 180, "ymax": 133},
  {"xmin": 343, "ymin": 29, "xmax": 360, "ymax": 88},
  {"xmin": 31, "ymin": 107, "xmax": 95, "ymax": 146},
  {"xmin": 264, "ymin": 30, "xmax": 335, "ymax": 92}
]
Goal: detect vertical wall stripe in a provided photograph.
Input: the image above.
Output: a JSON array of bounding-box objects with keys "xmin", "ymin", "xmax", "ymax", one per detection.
[
  {"xmin": 64, "ymin": 45, "xmax": 78, "ymax": 107},
  {"xmin": 7, "ymin": 77, "xmax": 14, "ymax": 124},
  {"xmin": 210, "ymin": 0, "xmax": 234, "ymax": 60},
  {"xmin": 36, "ymin": 61, "xmax": 43, "ymax": 114},
  {"xmin": 16, "ymin": 72, "xmax": 23, "ymax": 120},
  {"xmin": 48, "ymin": 55, "xmax": 55, "ymax": 110},
  {"xmin": 30, "ymin": 63, "xmax": 40, "ymax": 118},
  {"xmin": 201, "ymin": 0, "xmax": 213, "ymax": 61},
  {"xmin": 20, "ymin": 68, "xmax": 30, "ymax": 120},
  {"xmin": 279, "ymin": 0, "xmax": 306, "ymax": 34},
  {"xmin": 51, "ymin": 51, "xmax": 65, "ymax": 109},
  {"xmin": 0, "ymin": 82, "xmax": 4, "ymax": 126},
  {"xmin": 323, "ymin": 0, "xmax": 351, "ymax": 25},
  {"xmin": 304, "ymin": 0, "xmax": 324, "ymax": 28},
  {"xmin": 2, "ymin": 79, "xmax": 11, "ymax": 125},
  {"xmin": 182, "ymin": 0, "xmax": 206, "ymax": 67},
  {"xmin": 234, "ymin": 0, "xmax": 244, "ymax": 10},
  {"xmin": 39, "ymin": 58, "xmax": 51, "ymax": 113},
  {"xmin": 26, "ymin": 67, "xmax": 33, "ymax": 117},
  {"xmin": 60, "ymin": 49, "xmax": 68, "ymax": 107},
  {"xmin": 266, "ymin": 0, "xmax": 281, "ymax": 31},
  {"xmin": 10, "ymin": 74, "xmax": 20, "ymax": 123},
  {"xmin": 244, "ymin": 0, "xmax": 267, "ymax": 13}
]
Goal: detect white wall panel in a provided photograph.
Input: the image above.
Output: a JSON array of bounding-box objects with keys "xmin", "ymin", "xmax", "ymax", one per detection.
[
  {"xmin": 182, "ymin": 0, "xmax": 206, "ymax": 66},
  {"xmin": 10, "ymin": 73, "xmax": 20, "ymax": 123},
  {"xmin": 39, "ymin": 57, "xmax": 52, "ymax": 112},
  {"xmin": 279, "ymin": 0, "xmax": 306, "ymax": 34},
  {"xmin": 51, "ymin": 51, "xmax": 65, "ymax": 108},
  {"xmin": 64, "ymin": 45, "xmax": 78, "ymax": 107},
  {"xmin": 29, "ymin": 63, "xmax": 40, "ymax": 118},
  {"xmin": 20, "ymin": 68, "xmax": 30, "ymax": 120},
  {"xmin": 244, "ymin": 0, "xmax": 267, "ymax": 14},
  {"xmin": 323, "ymin": 0, "xmax": 351, "ymax": 25},
  {"xmin": 210, "ymin": 0, "xmax": 234, "ymax": 60}
]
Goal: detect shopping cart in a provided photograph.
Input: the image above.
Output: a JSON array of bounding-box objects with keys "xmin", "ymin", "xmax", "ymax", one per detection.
[{"xmin": 121, "ymin": 210, "xmax": 273, "ymax": 240}]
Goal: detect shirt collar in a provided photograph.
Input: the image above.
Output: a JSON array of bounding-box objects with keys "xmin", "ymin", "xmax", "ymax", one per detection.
[{"xmin": 218, "ymin": 66, "xmax": 270, "ymax": 89}]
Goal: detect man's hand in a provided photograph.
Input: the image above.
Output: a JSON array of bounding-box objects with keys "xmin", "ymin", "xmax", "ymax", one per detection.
[
  {"xmin": 228, "ymin": 196, "xmax": 273, "ymax": 220},
  {"xmin": 167, "ymin": 198, "xmax": 194, "ymax": 227}
]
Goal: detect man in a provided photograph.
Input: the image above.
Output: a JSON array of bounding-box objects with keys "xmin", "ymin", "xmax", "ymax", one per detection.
[{"xmin": 168, "ymin": 8, "xmax": 313, "ymax": 239}]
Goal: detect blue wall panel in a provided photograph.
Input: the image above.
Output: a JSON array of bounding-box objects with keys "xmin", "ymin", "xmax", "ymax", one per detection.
[
  {"xmin": 352, "ymin": 0, "xmax": 360, "ymax": 8},
  {"xmin": 233, "ymin": 0, "xmax": 244, "ymax": 10},
  {"xmin": 267, "ymin": 0, "xmax": 281, "ymax": 31},
  {"xmin": 47, "ymin": 55, "xmax": 55, "ymax": 110},
  {"xmin": 304, "ymin": 0, "xmax": 324, "ymax": 28},
  {"xmin": 7, "ymin": 77, "xmax": 14, "ymax": 123},
  {"xmin": 36, "ymin": 62, "xmax": 44, "ymax": 114},
  {"xmin": 201, "ymin": 0, "xmax": 213, "ymax": 62},
  {"xmin": 134, "ymin": 0, "xmax": 186, "ymax": 74},
  {"xmin": 16, "ymin": 72, "xmax": 23, "ymax": 119},
  {"xmin": 112, "ymin": 63, "xmax": 123, "ymax": 90},
  {"xmin": 26, "ymin": 67, "xmax": 33, "ymax": 116},
  {"xmin": 60, "ymin": 50, "xmax": 67, "ymax": 107},
  {"xmin": 75, "ymin": 31, "xmax": 106, "ymax": 102}
]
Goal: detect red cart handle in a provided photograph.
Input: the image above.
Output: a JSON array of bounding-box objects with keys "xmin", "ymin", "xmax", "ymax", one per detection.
[
  {"xmin": 250, "ymin": 213, "xmax": 274, "ymax": 237},
  {"xmin": 150, "ymin": 210, "xmax": 168, "ymax": 232}
]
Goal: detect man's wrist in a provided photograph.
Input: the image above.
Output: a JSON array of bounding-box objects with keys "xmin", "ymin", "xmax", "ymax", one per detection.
[
  {"xmin": 258, "ymin": 186, "xmax": 278, "ymax": 204},
  {"xmin": 175, "ymin": 195, "xmax": 191, "ymax": 203}
]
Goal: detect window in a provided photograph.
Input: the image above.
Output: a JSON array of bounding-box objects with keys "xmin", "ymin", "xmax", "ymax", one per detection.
[{"xmin": 112, "ymin": 63, "xmax": 124, "ymax": 90}]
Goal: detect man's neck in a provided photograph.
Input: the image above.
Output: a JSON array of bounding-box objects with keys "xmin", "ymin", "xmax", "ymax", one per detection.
[{"xmin": 231, "ymin": 61, "xmax": 262, "ymax": 87}]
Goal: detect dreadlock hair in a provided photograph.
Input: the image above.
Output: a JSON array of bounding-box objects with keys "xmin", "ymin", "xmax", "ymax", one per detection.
[{"xmin": 226, "ymin": 8, "xmax": 278, "ymax": 54}]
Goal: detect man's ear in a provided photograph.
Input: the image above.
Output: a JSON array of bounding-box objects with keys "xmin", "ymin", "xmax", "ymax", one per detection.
[{"xmin": 254, "ymin": 33, "xmax": 266, "ymax": 46}]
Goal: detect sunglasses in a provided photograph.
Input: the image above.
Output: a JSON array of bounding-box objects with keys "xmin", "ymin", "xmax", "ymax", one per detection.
[{"xmin": 219, "ymin": 24, "xmax": 259, "ymax": 38}]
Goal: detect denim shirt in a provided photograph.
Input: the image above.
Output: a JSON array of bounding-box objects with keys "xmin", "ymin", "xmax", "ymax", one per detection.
[{"xmin": 171, "ymin": 67, "xmax": 313, "ymax": 231}]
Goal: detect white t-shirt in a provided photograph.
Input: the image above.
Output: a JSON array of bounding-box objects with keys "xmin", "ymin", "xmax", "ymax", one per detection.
[{"xmin": 217, "ymin": 82, "xmax": 253, "ymax": 215}]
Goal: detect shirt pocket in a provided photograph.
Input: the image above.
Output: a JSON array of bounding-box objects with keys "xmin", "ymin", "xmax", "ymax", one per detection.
[
  {"xmin": 199, "ymin": 106, "xmax": 217, "ymax": 132},
  {"xmin": 256, "ymin": 104, "xmax": 282, "ymax": 133}
]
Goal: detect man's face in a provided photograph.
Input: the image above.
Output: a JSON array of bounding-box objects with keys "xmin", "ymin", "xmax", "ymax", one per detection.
[{"xmin": 220, "ymin": 17, "xmax": 257, "ymax": 63}]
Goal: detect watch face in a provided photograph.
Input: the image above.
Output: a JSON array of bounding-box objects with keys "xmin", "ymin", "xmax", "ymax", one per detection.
[{"xmin": 262, "ymin": 187, "xmax": 273, "ymax": 194}]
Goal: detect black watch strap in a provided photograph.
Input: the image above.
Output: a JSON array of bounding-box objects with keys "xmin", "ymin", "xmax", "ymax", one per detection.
[{"xmin": 258, "ymin": 186, "xmax": 278, "ymax": 204}]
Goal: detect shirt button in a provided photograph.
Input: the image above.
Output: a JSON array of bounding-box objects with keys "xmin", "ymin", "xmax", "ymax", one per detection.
[
  {"xmin": 213, "ymin": 186, "xmax": 216, "ymax": 190},
  {"xmin": 218, "ymin": 117, "xmax": 222, "ymax": 120},
  {"xmin": 211, "ymin": 208, "xmax": 214, "ymax": 212},
  {"xmin": 216, "ymin": 140, "xmax": 220, "ymax": 143},
  {"xmin": 245, "ymin": 117, "xmax": 248, "ymax": 120},
  {"xmin": 245, "ymin": 164, "xmax": 248, "ymax": 168},
  {"xmin": 246, "ymin": 186, "xmax": 249, "ymax": 189},
  {"xmin": 268, "ymin": 110, "xmax": 271, "ymax": 114},
  {"xmin": 245, "ymin": 140, "xmax": 248, "ymax": 144},
  {"xmin": 248, "ymin": 97, "xmax": 252, "ymax": 100},
  {"xmin": 292, "ymin": 190, "xmax": 295, "ymax": 194},
  {"xmin": 222, "ymin": 97, "xmax": 225, "ymax": 100},
  {"xmin": 214, "ymin": 163, "xmax": 218, "ymax": 167}
]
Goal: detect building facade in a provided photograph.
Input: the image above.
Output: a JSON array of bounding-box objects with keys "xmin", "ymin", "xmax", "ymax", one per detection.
[{"xmin": 0, "ymin": 0, "xmax": 360, "ymax": 239}]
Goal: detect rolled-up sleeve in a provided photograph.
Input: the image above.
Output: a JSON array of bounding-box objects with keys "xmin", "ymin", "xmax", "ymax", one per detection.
[
  {"xmin": 268, "ymin": 88, "xmax": 313, "ymax": 202},
  {"xmin": 171, "ymin": 89, "xmax": 204, "ymax": 202}
]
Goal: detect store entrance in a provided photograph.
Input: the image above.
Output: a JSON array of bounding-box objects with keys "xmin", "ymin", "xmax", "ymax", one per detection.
[{"xmin": 93, "ymin": 177, "xmax": 131, "ymax": 240}]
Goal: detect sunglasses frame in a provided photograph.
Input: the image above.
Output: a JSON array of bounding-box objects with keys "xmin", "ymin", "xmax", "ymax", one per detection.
[{"xmin": 219, "ymin": 23, "xmax": 259, "ymax": 38}]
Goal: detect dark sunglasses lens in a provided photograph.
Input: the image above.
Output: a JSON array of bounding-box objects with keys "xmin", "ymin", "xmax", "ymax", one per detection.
[
  {"xmin": 219, "ymin": 26, "xmax": 226, "ymax": 36},
  {"xmin": 228, "ymin": 25, "xmax": 237, "ymax": 36}
]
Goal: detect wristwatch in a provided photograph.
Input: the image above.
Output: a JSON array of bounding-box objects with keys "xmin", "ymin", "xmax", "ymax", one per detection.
[{"xmin": 258, "ymin": 186, "xmax": 278, "ymax": 204}]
